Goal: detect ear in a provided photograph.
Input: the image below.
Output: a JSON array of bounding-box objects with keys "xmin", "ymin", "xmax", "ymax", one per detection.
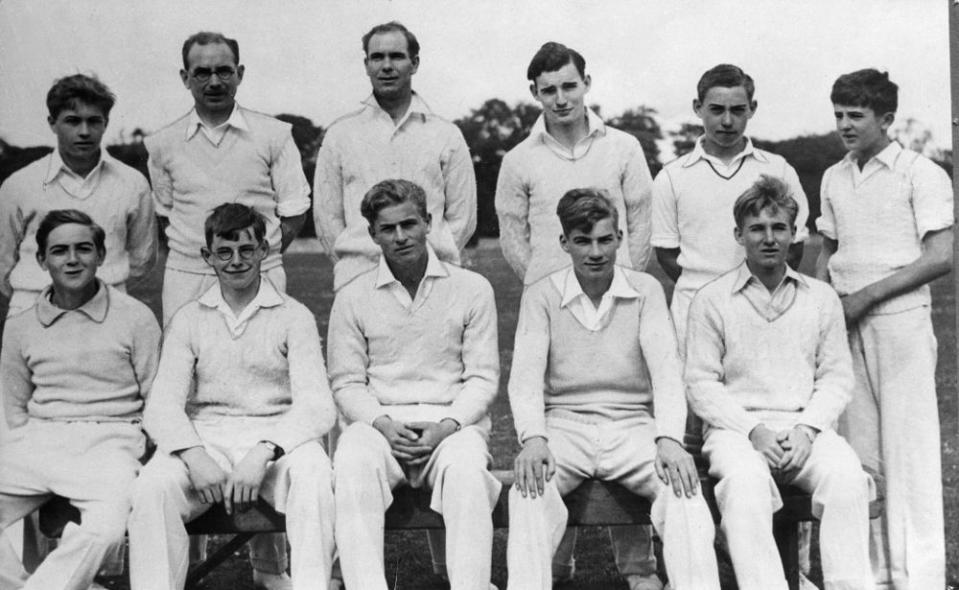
[
  {"xmin": 201, "ymin": 247, "xmax": 215, "ymax": 268},
  {"xmin": 47, "ymin": 115, "xmax": 56, "ymax": 131},
  {"xmin": 559, "ymin": 233, "xmax": 570, "ymax": 253},
  {"xmin": 36, "ymin": 251, "xmax": 48, "ymax": 272},
  {"xmin": 582, "ymin": 74, "xmax": 591, "ymax": 92},
  {"xmin": 747, "ymin": 100, "xmax": 758, "ymax": 119},
  {"xmin": 529, "ymin": 82, "xmax": 540, "ymax": 101},
  {"xmin": 367, "ymin": 222, "xmax": 377, "ymax": 240},
  {"xmin": 410, "ymin": 55, "xmax": 419, "ymax": 75},
  {"xmin": 733, "ymin": 226, "xmax": 744, "ymax": 246},
  {"xmin": 424, "ymin": 212, "xmax": 432, "ymax": 232},
  {"xmin": 255, "ymin": 238, "xmax": 269, "ymax": 259},
  {"xmin": 180, "ymin": 69, "xmax": 190, "ymax": 88},
  {"xmin": 235, "ymin": 64, "xmax": 245, "ymax": 84},
  {"xmin": 692, "ymin": 98, "xmax": 702, "ymax": 116},
  {"xmin": 879, "ymin": 111, "xmax": 895, "ymax": 132}
]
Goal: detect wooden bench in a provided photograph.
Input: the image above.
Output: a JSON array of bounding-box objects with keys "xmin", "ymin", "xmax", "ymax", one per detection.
[{"xmin": 37, "ymin": 468, "xmax": 883, "ymax": 590}]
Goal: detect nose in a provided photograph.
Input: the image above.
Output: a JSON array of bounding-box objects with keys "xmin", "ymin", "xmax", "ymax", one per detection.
[
  {"xmin": 762, "ymin": 228, "xmax": 776, "ymax": 243},
  {"xmin": 837, "ymin": 115, "xmax": 851, "ymax": 129},
  {"xmin": 556, "ymin": 90, "xmax": 568, "ymax": 106},
  {"xmin": 66, "ymin": 247, "xmax": 80, "ymax": 264},
  {"xmin": 381, "ymin": 57, "xmax": 394, "ymax": 72},
  {"xmin": 77, "ymin": 121, "xmax": 90, "ymax": 137},
  {"xmin": 588, "ymin": 242, "xmax": 602, "ymax": 258},
  {"xmin": 721, "ymin": 111, "xmax": 733, "ymax": 127},
  {"xmin": 395, "ymin": 227, "xmax": 407, "ymax": 243}
]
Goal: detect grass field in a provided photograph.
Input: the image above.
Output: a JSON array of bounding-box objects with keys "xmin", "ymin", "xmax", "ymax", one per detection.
[{"xmin": 38, "ymin": 236, "xmax": 959, "ymax": 588}]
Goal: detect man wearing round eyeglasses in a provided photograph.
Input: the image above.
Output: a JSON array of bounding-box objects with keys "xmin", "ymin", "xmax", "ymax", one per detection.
[
  {"xmin": 145, "ymin": 31, "xmax": 310, "ymax": 329},
  {"xmin": 144, "ymin": 31, "xmax": 310, "ymax": 590}
]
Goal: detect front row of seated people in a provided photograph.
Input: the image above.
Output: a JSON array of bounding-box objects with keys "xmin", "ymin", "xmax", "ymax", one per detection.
[{"xmin": 1, "ymin": 175, "xmax": 872, "ymax": 589}]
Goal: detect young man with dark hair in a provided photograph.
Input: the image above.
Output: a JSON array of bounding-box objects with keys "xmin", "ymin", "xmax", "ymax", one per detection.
[
  {"xmin": 651, "ymin": 63, "xmax": 810, "ymax": 345},
  {"xmin": 314, "ymin": 21, "xmax": 476, "ymax": 292},
  {"xmin": 496, "ymin": 42, "xmax": 654, "ymax": 287},
  {"xmin": 0, "ymin": 209, "xmax": 161, "ymax": 590},
  {"xmin": 0, "ymin": 73, "xmax": 156, "ymax": 316},
  {"xmin": 128, "ymin": 203, "xmax": 336, "ymax": 590},
  {"xmin": 507, "ymin": 189, "xmax": 719, "ymax": 590},
  {"xmin": 816, "ymin": 68, "xmax": 953, "ymax": 589},
  {"xmin": 147, "ymin": 31, "xmax": 310, "ymax": 327},
  {"xmin": 329, "ymin": 179, "xmax": 500, "ymax": 590},
  {"xmin": 686, "ymin": 175, "xmax": 873, "ymax": 590},
  {"xmin": 495, "ymin": 41, "xmax": 659, "ymax": 589}
]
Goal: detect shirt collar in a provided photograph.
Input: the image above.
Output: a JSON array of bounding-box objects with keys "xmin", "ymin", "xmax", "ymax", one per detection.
[
  {"xmin": 731, "ymin": 260, "xmax": 807, "ymax": 293},
  {"xmin": 375, "ymin": 244, "xmax": 447, "ymax": 289},
  {"xmin": 36, "ymin": 279, "xmax": 110, "ymax": 327},
  {"xmin": 842, "ymin": 139, "xmax": 901, "ymax": 169},
  {"xmin": 185, "ymin": 103, "xmax": 248, "ymax": 140},
  {"xmin": 682, "ymin": 135, "xmax": 767, "ymax": 168},
  {"xmin": 558, "ymin": 266, "xmax": 640, "ymax": 308},
  {"xmin": 530, "ymin": 107, "xmax": 607, "ymax": 143},
  {"xmin": 197, "ymin": 275, "xmax": 284, "ymax": 313},
  {"xmin": 44, "ymin": 147, "xmax": 107, "ymax": 184},
  {"xmin": 362, "ymin": 91, "xmax": 433, "ymax": 122}
]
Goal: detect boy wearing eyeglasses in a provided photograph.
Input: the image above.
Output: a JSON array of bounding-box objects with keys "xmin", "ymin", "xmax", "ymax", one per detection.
[{"xmin": 128, "ymin": 204, "xmax": 337, "ymax": 590}]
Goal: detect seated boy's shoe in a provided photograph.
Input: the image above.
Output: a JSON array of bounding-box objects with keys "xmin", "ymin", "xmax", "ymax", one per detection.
[
  {"xmin": 253, "ymin": 570, "xmax": 293, "ymax": 590},
  {"xmin": 626, "ymin": 573, "xmax": 664, "ymax": 590}
]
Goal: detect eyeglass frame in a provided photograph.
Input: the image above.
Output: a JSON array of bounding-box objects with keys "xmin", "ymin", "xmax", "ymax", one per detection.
[
  {"xmin": 210, "ymin": 244, "xmax": 259, "ymax": 262},
  {"xmin": 189, "ymin": 66, "xmax": 238, "ymax": 83}
]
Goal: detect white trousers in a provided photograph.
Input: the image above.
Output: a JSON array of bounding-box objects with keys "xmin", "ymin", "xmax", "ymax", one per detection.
[
  {"xmin": 838, "ymin": 308, "xmax": 944, "ymax": 590},
  {"xmin": 333, "ymin": 422, "xmax": 501, "ymax": 590},
  {"xmin": 704, "ymin": 427, "xmax": 872, "ymax": 590},
  {"xmin": 506, "ymin": 415, "xmax": 719, "ymax": 590},
  {"xmin": 0, "ymin": 420, "xmax": 144, "ymax": 590},
  {"xmin": 128, "ymin": 420, "xmax": 334, "ymax": 590},
  {"xmin": 161, "ymin": 266, "xmax": 286, "ymax": 327}
]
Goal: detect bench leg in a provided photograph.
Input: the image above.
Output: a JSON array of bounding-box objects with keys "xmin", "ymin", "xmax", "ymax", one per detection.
[
  {"xmin": 773, "ymin": 520, "xmax": 799, "ymax": 590},
  {"xmin": 185, "ymin": 533, "xmax": 255, "ymax": 590}
]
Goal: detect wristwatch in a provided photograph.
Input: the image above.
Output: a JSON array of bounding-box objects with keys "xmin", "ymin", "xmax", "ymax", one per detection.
[{"xmin": 258, "ymin": 440, "xmax": 285, "ymax": 461}]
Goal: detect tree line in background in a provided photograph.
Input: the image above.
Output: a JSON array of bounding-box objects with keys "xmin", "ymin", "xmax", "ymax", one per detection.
[{"xmin": 0, "ymin": 102, "xmax": 950, "ymax": 239}]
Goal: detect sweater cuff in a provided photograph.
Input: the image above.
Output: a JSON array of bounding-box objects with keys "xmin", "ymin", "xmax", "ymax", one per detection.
[
  {"xmin": 517, "ymin": 419, "xmax": 548, "ymax": 445},
  {"xmin": 161, "ymin": 431, "xmax": 205, "ymax": 456}
]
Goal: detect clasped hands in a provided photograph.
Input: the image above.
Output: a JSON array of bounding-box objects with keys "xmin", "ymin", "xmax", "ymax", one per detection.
[
  {"xmin": 179, "ymin": 444, "xmax": 273, "ymax": 515},
  {"xmin": 749, "ymin": 424, "xmax": 817, "ymax": 480},
  {"xmin": 372, "ymin": 415, "xmax": 459, "ymax": 467}
]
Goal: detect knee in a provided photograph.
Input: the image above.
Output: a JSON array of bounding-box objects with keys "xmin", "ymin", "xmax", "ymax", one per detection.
[
  {"xmin": 80, "ymin": 509, "xmax": 129, "ymax": 548},
  {"xmin": 714, "ymin": 460, "xmax": 773, "ymax": 508},
  {"xmin": 286, "ymin": 444, "xmax": 333, "ymax": 483},
  {"xmin": 333, "ymin": 425, "xmax": 386, "ymax": 485}
]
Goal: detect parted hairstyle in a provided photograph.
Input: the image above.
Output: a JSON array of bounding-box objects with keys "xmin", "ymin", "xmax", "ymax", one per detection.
[
  {"xmin": 46, "ymin": 74, "xmax": 116, "ymax": 120},
  {"xmin": 733, "ymin": 175, "xmax": 799, "ymax": 229},
  {"xmin": 527, "ymin": 41, "xmax": 586, "ymax": 84},
  {"xmin": 556, "ymin": 188, "xmax": 620, "ymax": 236},
  {"xmin": 696, "ymin": 64, "xmax": 755, "ymax": 102},
  {"xmin": 181, "ymin": 31, "xmax": 240, "ymax": 70},
  {"xmin": 362, "ymin": 21, "xmax": 420, "ymax": 60},
  {"xmin": 36, "ymin": 209, "xmax": 106, "ymax": 257},
  {"xmin": 361, "ymin": 179, "xmax": 429, "ymax": 227},
  {"xmin": 203, "ymin": 203, "xmax": 267, "ymax": 248},
  {"xmin": 830, "ymin": 69, "xmax": 898, "ymax": 115}
]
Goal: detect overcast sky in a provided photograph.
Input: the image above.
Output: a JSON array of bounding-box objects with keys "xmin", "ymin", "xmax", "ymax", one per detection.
[{"xmin": 0, "ymin": 0, "xmax": 951, "ymax": 153}]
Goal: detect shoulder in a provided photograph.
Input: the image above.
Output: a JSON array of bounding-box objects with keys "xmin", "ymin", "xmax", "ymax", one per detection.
[
  {"xmin": 323, "ymin": 106, "xmax": 371, "ymax": 137},
  {"xmin": 752, "ymin": 147, "xmax": 788, "ymax": 166},
  {"xmin": 1, "ymin": 154, "xmax": 50, "ymax": 192},
  {"xmin": 276, "ymin": 292, "xmax": 316, "ymax": 322},
  {"xmin": 108, "ymin": 288, "xmax": 161, "ymax": 334},
  {"xmin": 103, "ymin": 154, "xmax": 150, "ymax": 188},
  {"xmin": 800, "ymin": 275, "xmax": 840, "ymax": 301},
  {"xmin": 693, "ymin": 268, "xmax": 738, "ymax": 305},
  {"xmin": 240, "ymin": 107, "xmax": 292, "ymax": 134},
  {"xmin": 524, "ymin": 270, "xmax": 562, "ymax": 304},
  {"xmin": 901, "ymin": 149, "xmax": 949, "ymax": 180},
  {"xmin": 620, "ymin": 267, "xmax": 665, "ymax": 295},
  {"xmin": 602, "ymin": 126, "xmax": 642, "ymax": 149},
  {"xmin": 166, "ymin": 299, "xmax": 204, "ymax": 332},
  {"xmin": 445, "ymin": 264, "xmax": 495, "ymax": 296},
  {"xmin": 144, "ymin": 113, "xmax": 191, "ymax": 150},
  {"xmin": 334, "ymin": 268, "xmax": 378, "ymax": 304},
  {"xmin": 2, "ymin": 304, "xmax": 37, "ymax": 337}
]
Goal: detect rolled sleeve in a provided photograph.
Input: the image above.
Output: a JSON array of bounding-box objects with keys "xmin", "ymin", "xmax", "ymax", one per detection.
[
  {"xmin": 650, "ymin": 169, "xmax": 680, "ymax": 249},
  {"xmin": 507, "ymin": 285, "xmax": 551, "ymax": 443},
  {"xmin": 782, "ymin": 161, "xmax": 810, "ymax": 242},
  {"xmin": 126, "ymin": 178, "xmax": 158, "ymax": 280},
  {"xmin": 911, "ymin": 157, "xmax": 955, "ymax": 238},
  {"xmin": 145, "ymin": 140, "xmax": 174, "ymax": 218},
  {"xmin": 0, "ymin": 322, "xmax": 31, "ymax": 429},
  {"xmin": 447, "ymin": 279, "xmax": 499, "ymax": 426},
  {"xmin": 272, "ymin": 134, "xmax": 311, "ymax": 218},
  {"xmin": 0, "ymin": 182, "xmax": 25, "ymax": 297},
  {"xmin": 816, "ymin": 168, "xmax": 838, "ymax": 240},
  {"xmin": 130, "ymin": 310, "xmax": 162, "ymax": 402}
]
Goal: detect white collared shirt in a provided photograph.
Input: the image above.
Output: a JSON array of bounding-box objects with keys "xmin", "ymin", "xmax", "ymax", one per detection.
[
  {"xmin": 530, "ymin": 107, "xmax": 608, "ymax": 161},
  {"xmin": 374, "ymin": 245, "xmax": 448, "ymax": 311},
  {"xmin": 550, "ymin": 266, "xmax": 640, "ymax": 331},
  {"xmin": 44, "ymin": 148, "xmax": 106, "ymax": 200},
  {"xmin": 186, "ymin": 103, "xmax": 249, "ymax": 146},
  {"xmin": 731, "ymin": 262, "xmax": 806, "ymax": 322},
  {"xmin": 684, "ymin": 136, "xmax": 764, "ymax": 176},
  {"xmin": 197, "ymin": 276, "xmax": 284, "ymax": 337}
]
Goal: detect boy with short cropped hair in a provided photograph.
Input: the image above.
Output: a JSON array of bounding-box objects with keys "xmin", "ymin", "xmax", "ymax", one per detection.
[
  {"xmin": 815, "ymin": 69, "xmax": 953, "ymax": 589},
  {"xmin": 687, "ymin": 176, "xmax": 873, "ymax": 590},
  {"xmin": 0, "ymin": 209, "xmax": 160, "ymax": 590},
  {"xmin": 128, "ymin": 203, "xmax": 336, "ymax": 590},
  {"xmin": 507, "ymin": 188, "xmax": 720, "ymax": 590}
]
